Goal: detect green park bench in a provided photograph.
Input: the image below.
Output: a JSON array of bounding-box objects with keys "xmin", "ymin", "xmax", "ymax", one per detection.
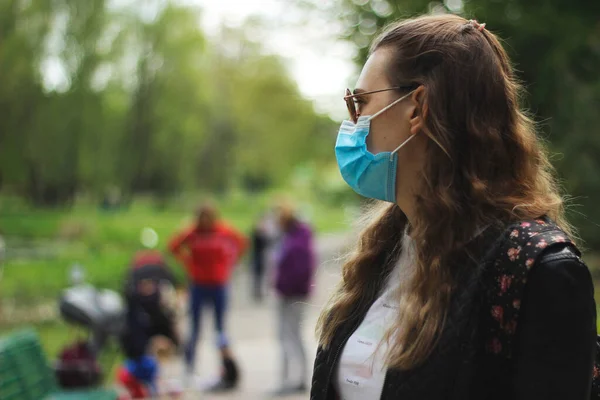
[{"xmin": 0, "ymin": 329, "xmax": 118, "ymax": 400}]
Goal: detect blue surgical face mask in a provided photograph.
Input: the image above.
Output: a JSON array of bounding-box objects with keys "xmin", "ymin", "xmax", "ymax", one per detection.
[{"xmin": 335, "ymin": 90, "xmax": 417, "ymax": 203}]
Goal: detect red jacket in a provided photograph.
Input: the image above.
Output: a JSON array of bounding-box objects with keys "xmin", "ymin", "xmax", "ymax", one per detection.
[{"xmin": 168, "ymin": 222, "xmax": 247, "ymax": 285}]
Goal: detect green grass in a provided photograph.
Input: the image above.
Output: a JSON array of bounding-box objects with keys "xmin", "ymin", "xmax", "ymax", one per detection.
[{"xmin": 0, "ymin": 193, "xmax": 351, "ymax": 304}]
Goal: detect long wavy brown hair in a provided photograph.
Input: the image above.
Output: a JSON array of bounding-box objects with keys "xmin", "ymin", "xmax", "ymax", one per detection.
[{"xmin": 317, "ymin": 14, "xmax": 574, "ymax": 370}]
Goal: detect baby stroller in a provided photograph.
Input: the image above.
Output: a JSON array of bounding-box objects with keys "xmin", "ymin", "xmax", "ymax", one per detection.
[{"xmin": 55, "ymin": 283, "xmax": 126, "ymax": 390}]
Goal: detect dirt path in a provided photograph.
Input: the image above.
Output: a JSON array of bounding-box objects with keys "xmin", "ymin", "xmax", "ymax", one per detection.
[{"xmin": 161, "ymin": 233, "xmax": 352, "ymax": 399}]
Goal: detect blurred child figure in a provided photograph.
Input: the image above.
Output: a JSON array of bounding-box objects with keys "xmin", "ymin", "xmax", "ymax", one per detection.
[
  {"xmin": 271, "ymin": 203, "xmax": 316, "ymax": 395},
  {"xmin": 169, "ymin": 203, "xmax": 247, "ymax": 392},
  {"xmin": 116, "ymin": 355, "xmax": 158, "ymax": 399}
]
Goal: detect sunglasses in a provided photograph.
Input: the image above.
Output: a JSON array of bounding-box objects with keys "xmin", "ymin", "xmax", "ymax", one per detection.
[{"xmin": 344, "ymin": 86, "xmax": 417, "ymax": 124}]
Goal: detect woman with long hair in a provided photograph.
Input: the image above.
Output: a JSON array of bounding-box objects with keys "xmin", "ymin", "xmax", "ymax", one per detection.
[{"xmin": 310, "ymin": 14, "xmax": 596, "ymax": 400}]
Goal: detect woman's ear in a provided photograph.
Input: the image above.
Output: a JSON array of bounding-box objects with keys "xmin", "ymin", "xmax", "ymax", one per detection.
[{"xmin": 409, "ymin": 86, "xmax": 427, "ymax": 136}]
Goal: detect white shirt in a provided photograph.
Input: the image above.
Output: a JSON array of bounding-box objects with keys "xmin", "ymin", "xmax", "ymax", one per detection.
[{"xmin": 335, "ymin": 233, "xmax": 415, "ymax": 400}]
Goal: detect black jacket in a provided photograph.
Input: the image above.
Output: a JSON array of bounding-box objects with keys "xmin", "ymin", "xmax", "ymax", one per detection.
[{"xmin": 310, "ymin": 227, "xmax": 596, "ymax": 400}]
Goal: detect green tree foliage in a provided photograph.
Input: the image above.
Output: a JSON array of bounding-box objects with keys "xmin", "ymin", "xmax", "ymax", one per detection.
[
  {"xmin": 313, "ymin": 0, "xmax": 600, "ymax": 248},
  {"xmin": 0, "ymin": 1, "xmax": 336, "ymax": 205}
]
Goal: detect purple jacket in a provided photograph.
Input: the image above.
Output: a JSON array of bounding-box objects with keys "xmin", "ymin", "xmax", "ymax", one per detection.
[{"xmin": 274, "ymin": 221, "xmax": 316, "ymax": 297}]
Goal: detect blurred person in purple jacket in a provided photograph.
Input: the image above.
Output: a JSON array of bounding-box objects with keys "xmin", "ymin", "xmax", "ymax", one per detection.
[{"xmin": 271, "ymin": 204, "xmax": 316, "ymax": 396}]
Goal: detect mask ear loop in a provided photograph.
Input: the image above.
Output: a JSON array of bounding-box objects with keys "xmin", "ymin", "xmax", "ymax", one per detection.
[
  {"xmin": 389, "ymin": 133, "xmax": 417, "ymax": 161},
  {"xmin": 363, "ymin": 88, "xmax": 418, "ymax": 161},
  {"xmin": 367, "ymin": 90, "xmax": 416, "ymax": 122}
]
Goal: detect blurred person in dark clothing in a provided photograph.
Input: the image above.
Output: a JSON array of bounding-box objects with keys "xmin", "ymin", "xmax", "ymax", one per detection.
[
  {"xmin": 270, "ymin": 203, "xmax": 316, "ymax": 396},
  {"xmin": 250, "ymin": 211, "xmax": 278, "ymax": 302},
  {"xmin": 122, "ymin": 247, "xmax": 180, "ymax": 353},
  {"xmin": 169, "ymin": 203, "xmax": 247, "ymax": 392},
  {"xmin": 118, "ymin": 236, "xmax": 179, "ymax": 398}
]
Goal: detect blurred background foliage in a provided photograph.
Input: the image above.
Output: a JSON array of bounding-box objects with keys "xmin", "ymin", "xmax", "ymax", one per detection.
[{"xmin": 0, "ymin": 0, "xmax": 339, "ymax": 207}]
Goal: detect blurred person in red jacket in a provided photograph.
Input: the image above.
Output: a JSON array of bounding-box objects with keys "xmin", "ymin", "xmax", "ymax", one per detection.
[{"xmin": 168, "ymin": 203, "xmax": 247, "ymax": 392}]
